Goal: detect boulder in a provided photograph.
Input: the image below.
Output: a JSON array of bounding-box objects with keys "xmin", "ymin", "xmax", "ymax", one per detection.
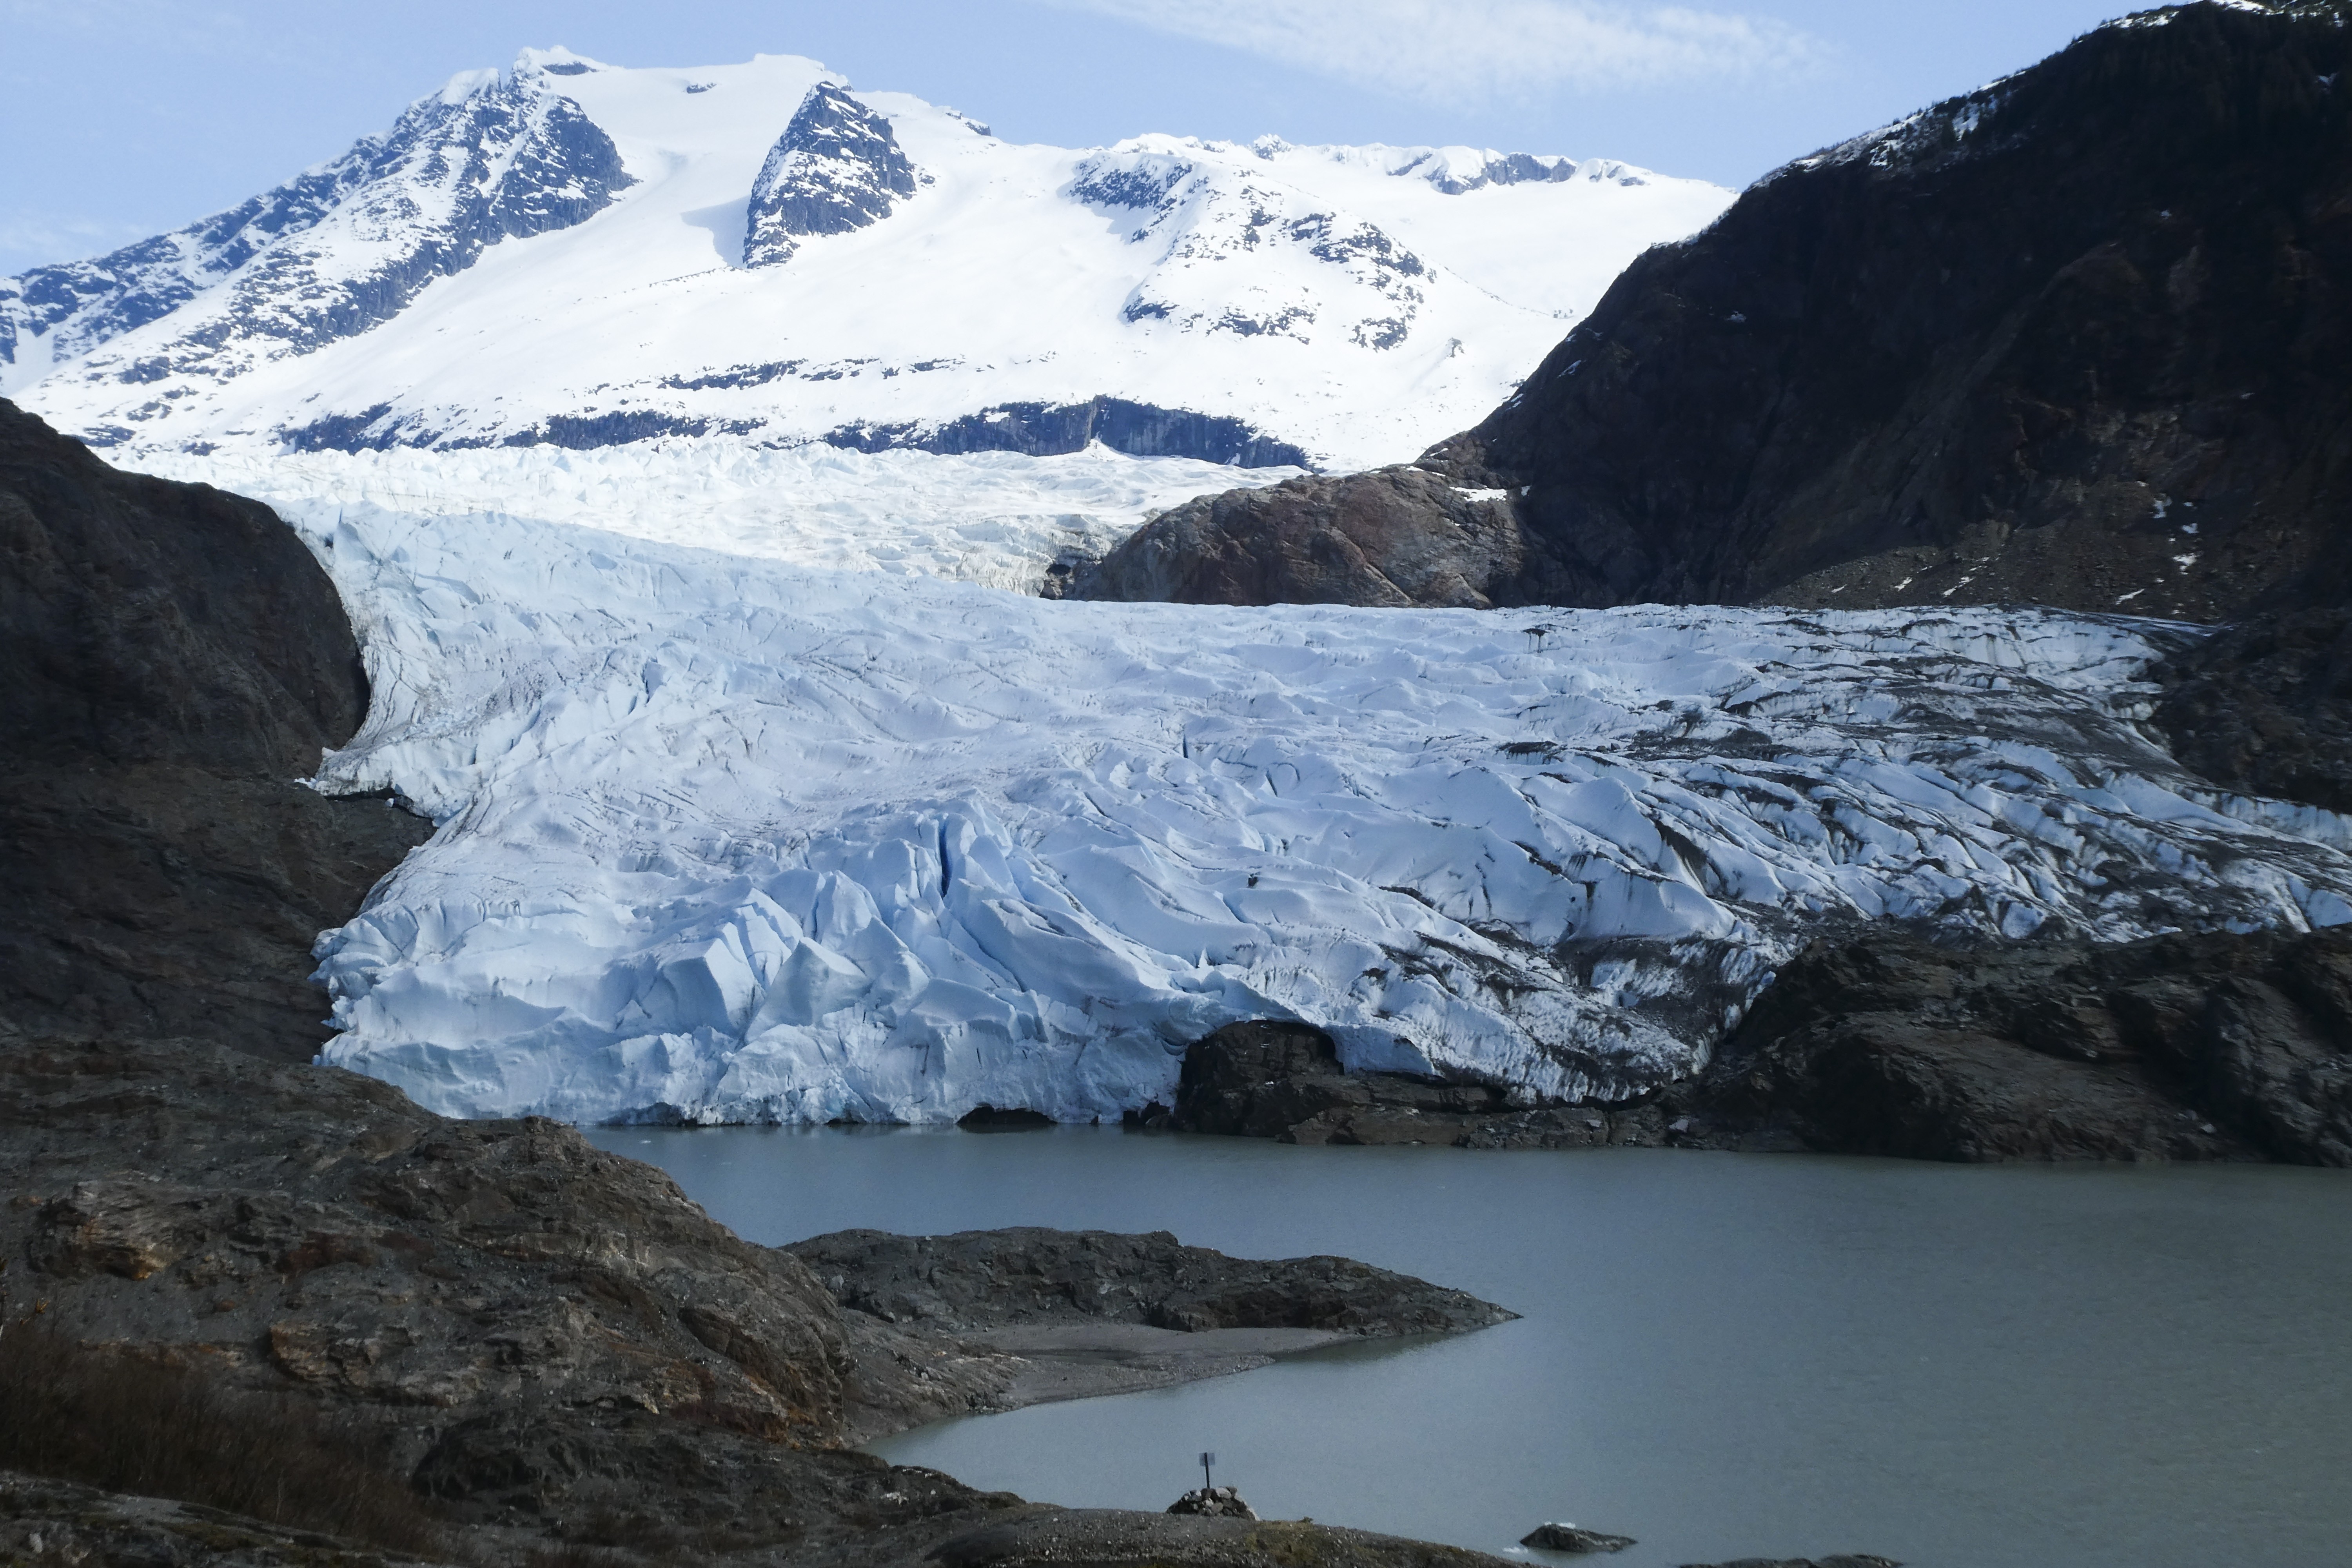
[{"xmin": 1520, "ymin": 1522, "xmax": 1636, "ymax": 1552}]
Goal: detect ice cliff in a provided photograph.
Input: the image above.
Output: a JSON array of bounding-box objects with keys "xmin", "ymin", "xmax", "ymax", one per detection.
[{"xmin": 231, "ymin": 483, "xmax": 2352, "ymax": 1126}]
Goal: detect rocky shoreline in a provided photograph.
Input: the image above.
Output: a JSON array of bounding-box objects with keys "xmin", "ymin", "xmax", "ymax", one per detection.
[
  {"xmin": 1152, "ymin": 925, "xmax": 2352, "ymax": 1164},
  {"xmin": 0, "ymin": 1029, "xmax": 1530, "ymax": 1564}
]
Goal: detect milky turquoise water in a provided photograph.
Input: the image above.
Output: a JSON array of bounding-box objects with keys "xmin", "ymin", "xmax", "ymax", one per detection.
[{"xmin": 590, "ymin": 1125, "xmax": 2352, "ymax": 1568}]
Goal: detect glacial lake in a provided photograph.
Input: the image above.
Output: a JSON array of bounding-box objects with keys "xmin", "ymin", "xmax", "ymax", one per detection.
[{"xmin": 588, "ymin": 1126, "xmax": 2352, "ymax": 1568}]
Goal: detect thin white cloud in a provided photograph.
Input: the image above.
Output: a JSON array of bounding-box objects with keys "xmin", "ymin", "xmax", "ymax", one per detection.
[
  {"xmin": 1038, "ymin": 0, "xmax": 1825, "ymax": 101},
  {"xmin": 0, "ymin": 211, "xmax": 154, "ymax": 273}
]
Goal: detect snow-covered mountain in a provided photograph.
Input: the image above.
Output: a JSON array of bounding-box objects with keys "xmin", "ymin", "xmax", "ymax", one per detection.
[{"xmin": 1, "ymin": 47, "xmax": 1732, "ymax": 471}]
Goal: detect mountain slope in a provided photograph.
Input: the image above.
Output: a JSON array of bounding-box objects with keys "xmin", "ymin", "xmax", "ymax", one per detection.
[
  {"xmin": 0, "ymin": 397, "xmax": 430, "ymax": 1056},
  {"xmin": 1082, "ymin": 0, "xmax": 2352, "ymax": 617},
  {"xmin": 2, "ymin": 50, "xmax": 1730, "ymax": 472}
]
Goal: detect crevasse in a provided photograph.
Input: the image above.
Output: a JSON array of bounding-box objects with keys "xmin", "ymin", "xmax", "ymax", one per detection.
[{"xmin": 256, "ymin": 480, "xmax": 2352, "ymax": 1126}]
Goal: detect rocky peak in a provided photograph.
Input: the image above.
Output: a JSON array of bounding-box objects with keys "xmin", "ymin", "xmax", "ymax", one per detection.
[
  {"xmin": 743, "ymin": 82, "xmax": 923, "ymax": 267},
  {"xmin": 4, "ymin": 62, "xmax": 632, "ymax": 432}
]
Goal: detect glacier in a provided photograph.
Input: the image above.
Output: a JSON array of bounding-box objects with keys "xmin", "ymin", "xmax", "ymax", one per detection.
[
  {"xmin": 189, "ymin": 462, "xmax": 2352, "ymax": 1127},
  {"xmin": 150, "ymin": 441, "xmax": 1302, "ymax": 595}
]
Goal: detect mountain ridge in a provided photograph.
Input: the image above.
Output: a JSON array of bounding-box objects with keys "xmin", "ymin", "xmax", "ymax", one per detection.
[
  {"xmin": 2, "ymin": 50, "xmax": 1731, "ymax": 472},
  {"xmin": 1080, "ymin": 0, "xmax": 2352, "ymax": 619}
]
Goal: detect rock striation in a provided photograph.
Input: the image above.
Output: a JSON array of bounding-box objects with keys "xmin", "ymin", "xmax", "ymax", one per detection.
[{"xmin": 1082, "ymin": 2, "xmax": 2352, "ymax": 622}]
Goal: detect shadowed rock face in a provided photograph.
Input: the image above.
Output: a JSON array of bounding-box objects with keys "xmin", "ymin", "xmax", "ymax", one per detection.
[
  {"xmin": 1084, "ymin": 4, "xmax": 2352, "ymax": 622},
  {"xmin": 2147, "ymin": 604, "xmax": 2352, "ymax": 814},
  {"xmin": 1169, "ymin": 927, "xmax": 2352, "ymax": 1165},
  {"xmin": 0, "ymin": 399, "xmax": 362, "ymax": 774},
  {"xmin": 0, "ymin": 398, "xmax": 433, "ymax": 1058},
  {"xmin": 1682, "ymin": 926, "xmax": 2352, "ymax": 1164}
]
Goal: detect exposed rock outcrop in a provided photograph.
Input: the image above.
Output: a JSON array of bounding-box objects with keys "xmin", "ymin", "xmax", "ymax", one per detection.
[
  {"xmin": 1170, "ymin": 924, "xmax": 2352, "ymax": 1165},
  {"xmin": 0, "ymin": 1032, "xmax": 1528, "ymax": 1559},
  {"xmin": 920, "ymin": 1511, "xmax": 1521, "ymax": 1568},
  {"xmin": 746, "ymin": 83, "xmax": 922, "ymax": 267},
  {"xmin": 0, "ymin": 397, "xmax": 431, "ymax": 1058},
  {"xmin": 1677, "ymin": 925, "xmax": 2352, "ymax": 1164},
  {"xmin": 830, "ymin": 396, "xmax": 1311, "ymax": 472},
  {"xmin": 787, "ymin": 1226, "xmax": 1514, "ymax": 1337},
  {"xmin": 1068, "ymin": 468, "xmax": 1521, "ymax": 606},
  {"xmin": 1519, "ymin": 1523, "xmax": 1635, "ymax": 1553},
  {"xmin": 2147, "ymin": 604, "xmax": 2352, "ymax": 815},
  {"xmin": 1083, "ymin": 3, "xmax": 2352, "ymax": 623},
  {"xmin": 1160, "ymin": 1021, "xmax": 1666, "ymax": 1151}
]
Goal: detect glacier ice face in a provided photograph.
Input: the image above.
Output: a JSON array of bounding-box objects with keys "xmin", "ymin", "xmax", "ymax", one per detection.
[{"xmin": 240, "ymin": 472, "xmax": 2352, "ymax": 1127}]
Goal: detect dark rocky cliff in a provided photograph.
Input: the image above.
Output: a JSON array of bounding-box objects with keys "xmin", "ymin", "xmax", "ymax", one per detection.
[
  {"xmin": 0, "ymin": 397, "xmax": 431, "ymax": 1057},
  {"xmin": 1081, "ymin": 2, "xmax": 2352, "ymax": 621}
]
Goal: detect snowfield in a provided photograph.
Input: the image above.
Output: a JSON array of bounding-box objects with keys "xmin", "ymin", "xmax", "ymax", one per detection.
[
  {"xmin": 217, "ymin": 479, "xmax": 2352, "ymax": 1126},
  {"xmin": 149, "ymin": 441, "xmax": 1300, "ymax": 593}
]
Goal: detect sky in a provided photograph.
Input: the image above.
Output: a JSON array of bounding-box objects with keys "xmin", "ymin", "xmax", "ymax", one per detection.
[{"xmin": 3, "ymin": 0, "xmax": 2141, "ymax": 276}]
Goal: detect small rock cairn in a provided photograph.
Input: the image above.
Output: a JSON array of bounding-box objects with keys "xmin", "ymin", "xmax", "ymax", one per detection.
[{"xmin": 1167, "ymin": 1486, "xmax": 1259, "ymax": 1520}]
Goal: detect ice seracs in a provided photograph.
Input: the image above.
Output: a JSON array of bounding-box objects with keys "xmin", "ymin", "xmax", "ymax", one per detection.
[
  {"xmin": 3, "ymin": 51, "xmax": 1733, "ymax": 470},
  {"xmin": 252, "ymin": 485, "xmax": 2352, "ymax": 1127}
]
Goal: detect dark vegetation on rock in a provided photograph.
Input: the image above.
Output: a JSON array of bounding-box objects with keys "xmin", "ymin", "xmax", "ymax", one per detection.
[
  {"xmin": 0, "ymin": 1469, "xmax": 454, "ymax": 1568},
  {"xmin": 0, "ymin": 397, "xmax": 432, "ymax": 1058},
  {"xmin": 1083, "ymin": 2, "xmax": 2352, "ymax": 623},
  {"xmin": 0, "ymin": 1319, "xmax": 444, "ymax": 1555}
]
